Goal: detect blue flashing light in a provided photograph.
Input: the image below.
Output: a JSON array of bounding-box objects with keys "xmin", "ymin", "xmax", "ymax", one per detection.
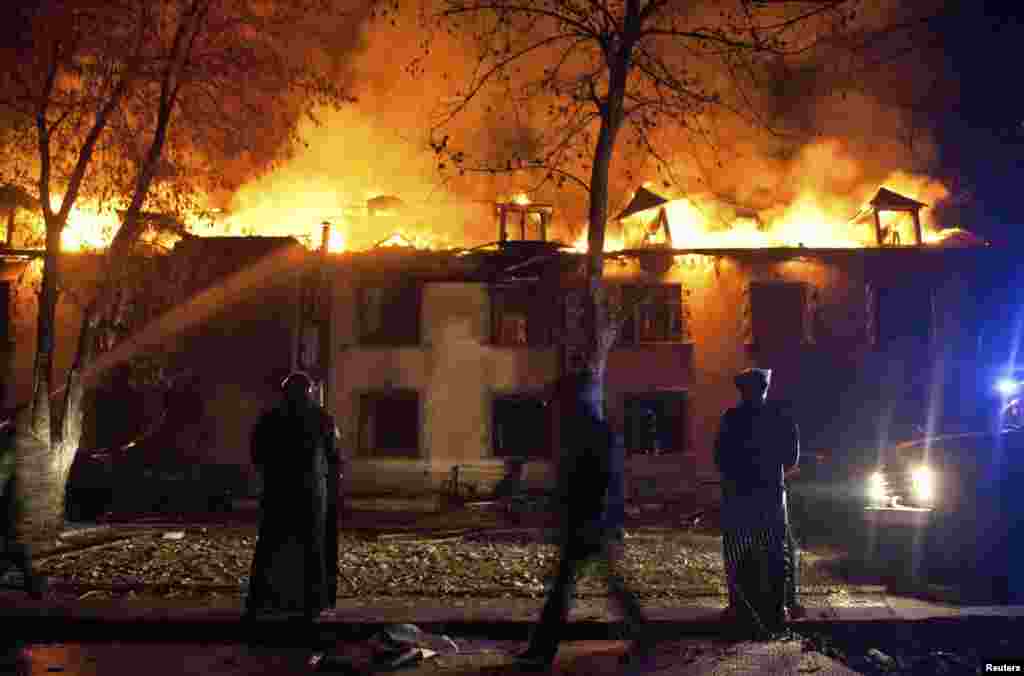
[{"xmin": 996, "ymin": 378, "xmax": 1021, "ymax": 397}]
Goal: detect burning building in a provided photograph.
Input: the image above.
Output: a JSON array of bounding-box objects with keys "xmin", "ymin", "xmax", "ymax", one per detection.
[
  {"xmin": 296, "ymin": 188, "xmax": 994, "ymax": 508},
  {"xmin": 0, "ymin": 184, "xmax": 1000, "ymax": 514}
]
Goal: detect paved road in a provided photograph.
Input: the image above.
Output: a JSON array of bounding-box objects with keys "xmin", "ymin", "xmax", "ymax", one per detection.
[{"xmin": 6, "ymin": 638, "xmax": 862, "ymax": 676}]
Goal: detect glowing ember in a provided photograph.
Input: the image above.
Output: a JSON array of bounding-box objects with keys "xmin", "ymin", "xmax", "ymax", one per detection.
[{"xmin": 512, "ymin": 192, "xmax": 531, "ymax": 206}]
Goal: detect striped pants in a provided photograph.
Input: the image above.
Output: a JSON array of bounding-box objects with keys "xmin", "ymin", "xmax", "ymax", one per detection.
[{"xmin": 723, "ymin": 524, "xmax": 787, "ymax": 633}]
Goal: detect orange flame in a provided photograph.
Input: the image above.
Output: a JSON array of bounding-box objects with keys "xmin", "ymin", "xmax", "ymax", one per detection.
[{"xmin": 568, "ymin": 173, "xmax": 980, "ymax": 253}]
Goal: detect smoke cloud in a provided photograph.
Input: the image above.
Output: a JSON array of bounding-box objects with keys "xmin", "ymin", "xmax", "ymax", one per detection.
[{"xmin": 213, "ymin": 0, "xmax": 960, "ymax": 249}]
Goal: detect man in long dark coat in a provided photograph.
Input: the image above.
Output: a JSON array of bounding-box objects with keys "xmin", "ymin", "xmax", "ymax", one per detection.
[
  {"xmin": 516, "ymin": 372, "xmax": 651, "ymax": 671},
  {"xmin": 245, "ymin": 372, "xmax": 340, "ymax": 620},
  {"xmin": 713, "ymin": 368, "xmax": 799, "ymax": 637}
]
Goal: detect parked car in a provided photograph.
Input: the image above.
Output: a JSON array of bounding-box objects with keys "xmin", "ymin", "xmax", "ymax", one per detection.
[
  {"xmin": 861, "ymin": 429, "xmax": 1024, "ymax": 599},
  {"xmin": 65, "ymin": 451, "xmax": 246, "ymax": 520}
]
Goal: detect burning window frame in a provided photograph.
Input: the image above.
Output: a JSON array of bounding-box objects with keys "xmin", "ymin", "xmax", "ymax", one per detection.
[
  {"xmin": 489, "ymin": 283, "xmax": 556, "ymax": 347},
  {"xmin": 614, "ymin": 283, "xmax": 689, "ymax": 346}
]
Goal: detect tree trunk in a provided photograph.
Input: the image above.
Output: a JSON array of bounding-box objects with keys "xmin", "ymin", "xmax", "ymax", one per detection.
[
  {"xmin": 15, "ymin": 217, "xmax": 65, "ymax": 548},
  {"xmin": 583, "ymin": 118, "xmax": 616, "ymax": 415},
  {"xmin": 575, "ymin": 0, "xmax": 636, "ymax": 413},
  {"xmin": 12, "ymin": 403, "xmax": 64, "ymax": 552},
  {"xmin": 581, "ymin": 48, "xmax": 629, "ymax": 415},
  {"xmin": 61, "ymin": 301, "xmax": 100, "ymax": 461}
]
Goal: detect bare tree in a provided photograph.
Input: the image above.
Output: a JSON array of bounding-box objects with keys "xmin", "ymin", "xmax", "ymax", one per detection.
[
  {"xmin": 409, "ymin": 0, "xmax": 943, "ymax": 408},
  {"xmin": 0, "ymin": 0, "xmax": 354, "ymax": 545}
]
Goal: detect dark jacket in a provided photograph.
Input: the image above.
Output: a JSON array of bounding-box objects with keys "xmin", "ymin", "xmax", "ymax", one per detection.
[
  {"xmin": 713, "ymin": 401, "xmax": 800, "ymax": 530},
  {"xmin": 555, "ymin": 402, "xmax": 624, "ymax": 545}
]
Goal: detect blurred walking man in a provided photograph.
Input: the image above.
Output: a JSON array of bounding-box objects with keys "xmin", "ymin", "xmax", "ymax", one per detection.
[
  {"xmin": 714, "ymin": 368, "xmax": 800, "ymax": 637},
  {"xmin": 516, "ymin": 372, "xmax": 651, "ymax": 672},
  {"xmin": 246, "ymin": 372, "xmax": 340, "ymax": 621}
]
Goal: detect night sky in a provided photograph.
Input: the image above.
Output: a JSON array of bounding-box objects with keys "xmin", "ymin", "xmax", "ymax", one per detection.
[{"xmin": 934, "ymin": 1, "xmax": 1024, "ymax": 249}]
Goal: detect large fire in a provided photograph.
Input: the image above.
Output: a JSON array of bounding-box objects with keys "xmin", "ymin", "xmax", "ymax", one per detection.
[
  {"xmin": 568, "ymin": 173, "xmax": 976, "ymax": 253},
  {"xmin": 19, "ymin": 145, "xmax": 978, "ymax": 256},
  {"xmin": 30, "ymin": 174, "xmax": 977, "ymax": 256}
]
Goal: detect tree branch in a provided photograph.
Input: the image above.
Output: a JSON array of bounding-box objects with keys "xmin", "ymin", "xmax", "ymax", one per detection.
[
  {"xmin": 440, "ymin": 2, "xmax": 600, "ymax": 40},
  {"xmin": 433, "ymin": 32, "xmax": 581, "ymax": 129}
]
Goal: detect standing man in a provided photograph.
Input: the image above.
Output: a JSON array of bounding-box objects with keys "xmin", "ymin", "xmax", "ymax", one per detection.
[
  {"xmin": 516, "ymin": 372, "xmax": 651, "ymax": 671},
  {"xmin": 713, "ymin": 368, "xmax": 799, "ymax": 636},
  {"xmin": 246, "ymin": 372, "xmax": 340, "ymax": 620}
]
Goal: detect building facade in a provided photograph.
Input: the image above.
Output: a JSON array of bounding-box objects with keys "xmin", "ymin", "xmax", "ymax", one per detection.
[
  {"xmin": 324, "ymin": 241, "xmax": 990, "ymax": 507},
  {"xmin": 1, "ymin": 220, "xmax": 997, "ymax": 513}
]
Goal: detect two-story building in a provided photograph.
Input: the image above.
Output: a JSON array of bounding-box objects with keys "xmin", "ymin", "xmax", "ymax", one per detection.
[{"xmin": 1, "ymin": 190, "xmax": 999, "ymax": 514}]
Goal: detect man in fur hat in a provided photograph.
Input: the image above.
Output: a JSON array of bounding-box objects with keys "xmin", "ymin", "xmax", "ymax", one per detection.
[{"xmin": 713, "ymin": 368, "xmax": 800, "ymax": 636}]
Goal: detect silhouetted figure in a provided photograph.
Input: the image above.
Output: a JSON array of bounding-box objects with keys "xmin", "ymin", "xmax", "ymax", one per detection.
[
  {"xmin": 713, "ymin": 368, "xmax": 800, "ymax": 636},
  {"xmin": 516, "ymin": 373, "xmax": 650, "ymax": 671},
  {"xmin": 0, "ymin": 411, "xmax": 46, "ymax": 599},
  {"xmin": 245, "ymin": 372, "xmax": 339, "ymax": 620}
]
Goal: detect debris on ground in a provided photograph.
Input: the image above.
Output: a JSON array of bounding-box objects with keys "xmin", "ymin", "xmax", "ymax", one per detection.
[
  {"xmin": 310, "ymin": 623, "xmax": 453, "ymax": 673},
  {"xmin": 33, "ymin": 526, "xmax": 841, "ymax": 602},
  {"xmin": 866, "ymin": 647, "xmax": 898, "ymax": 671}
]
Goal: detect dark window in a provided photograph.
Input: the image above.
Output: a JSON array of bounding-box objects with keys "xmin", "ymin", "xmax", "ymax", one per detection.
[
  {"xmin": 617, "ymin": 284, "xmax": 685, "ymax": 346},
  {"xmin": 875, "ymin": 285, "xmax": 932, "ymax": 345},
  {"xmin": 491, "ymin": 284, "xmax": 553, "ymax": 346},
  {"xmin": 623, "ymin": 392, "xmax": 688, "ymax": 454},
  {"xmin": 750, "ymin": 281, "xmax": 806, "ymax": 348},
  {"xmin": 359, "ymin": 391, "xmax": 420, "ymax": 457},
  {"xmin": 492, "ymin": 395, "xmax": 551, "ymax": 458},
  {"xmin": 0, "ymin": 281, "xmax": 10, "ymax": 345},
  {"xmin": 359, "ymin": 282, "xmax": 420, "ymax": 345}
]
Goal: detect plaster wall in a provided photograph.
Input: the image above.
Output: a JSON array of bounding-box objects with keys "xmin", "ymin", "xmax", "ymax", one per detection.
[
  {"xmin": 330, "ymin": 279, "xmax": 559, "ymax": 498},
  {"xmin": 328, "ymin": 250, "xmax": 977, "ymax": 505}
]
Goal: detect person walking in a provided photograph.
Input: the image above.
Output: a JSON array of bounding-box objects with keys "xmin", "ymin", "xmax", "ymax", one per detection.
[
  {"xmin": 515, "ymin": 372, "xmax": 651, "ymax": 671},
  {"xmin": 245, "ymin": 372, "xmax": 340, "ymax": 621},
  {"xmin": 713, "ymin": 368, "xmax": 799, "ymax": 637}
]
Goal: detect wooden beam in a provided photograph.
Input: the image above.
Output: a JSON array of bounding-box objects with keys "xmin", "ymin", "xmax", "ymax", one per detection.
[
  {"xmin": 873, "ymin": 209, "xmax": 884, "ymax": 246},
  {"xmin": 0, "ymin": 247, "xmax": 46, "ymax": 259}
]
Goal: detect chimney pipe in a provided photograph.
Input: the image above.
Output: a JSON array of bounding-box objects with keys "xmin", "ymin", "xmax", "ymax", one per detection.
[{"xmin": 320, "ymin": 221, "xmax": 331, "ymax": 254}]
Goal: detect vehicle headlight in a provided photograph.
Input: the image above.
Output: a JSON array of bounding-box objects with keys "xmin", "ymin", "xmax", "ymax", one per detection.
[
  {"xmin": 996, "ymin": 378, "xmax": 1021, "ymax": 397},
  {"xmin": 910, "ymin": 465, "xmax": 935, "ymax": 503},
  {"xmin": 867, "ymin": 472, "xmax": 888, "ymax": 503}
]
